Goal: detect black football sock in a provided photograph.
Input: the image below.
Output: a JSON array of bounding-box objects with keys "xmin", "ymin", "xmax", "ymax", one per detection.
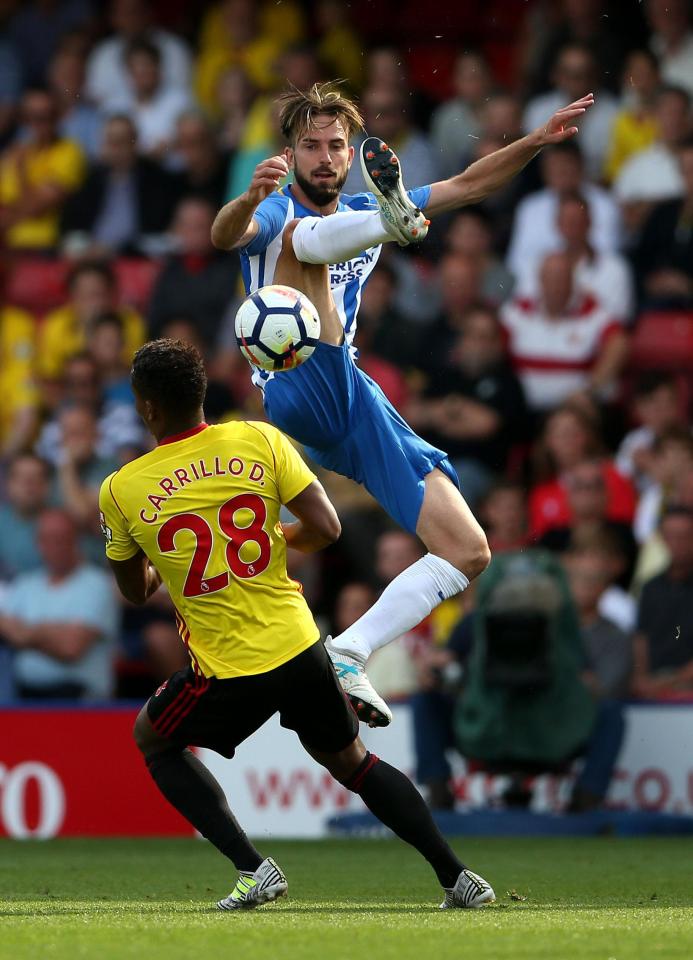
[
  {"xmin": 343, "ymin": 752, "xmax": 464, "ymax": 888},
  {"xmin": 146, "ymin": 747, "xmax": 263, "ymax": 872}
]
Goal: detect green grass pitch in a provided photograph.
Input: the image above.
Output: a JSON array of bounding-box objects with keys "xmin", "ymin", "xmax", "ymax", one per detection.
[{"xmin": 2, "ymin": 837, "xmax": 693, "ymax": 960}]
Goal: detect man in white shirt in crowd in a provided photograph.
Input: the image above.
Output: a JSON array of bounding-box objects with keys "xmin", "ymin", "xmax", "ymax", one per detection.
[
  {"xmin": 0, "ymin": 509, "xmax": 117, "ymax": 700},
  {"xmin": 86, "ymin": 0, "xmax": 191, "ymax": 107},
  {"xmin": 614, "ymin": 85, "xmax": 691, "ymax": 234},
  {"xmin": 500, "ymin": 252, "xmax": 629, "ymax": 413},
  {"xmin": 104, "ymin": 39, "xmax": 193, "ymax": 160},
  {"xmin": 513, "ymin": 191, "xmax": 635, "ymax": 323},
  {"xmin": 523, "ymin": 43, "xmax": 618, "ymax": 180},
  {"xmin": 506, "ymin": 141, "xmax": 620, "ymax": 280}
]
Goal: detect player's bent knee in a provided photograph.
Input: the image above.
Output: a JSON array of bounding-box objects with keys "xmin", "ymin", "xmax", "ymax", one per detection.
[
  {"xmin": 133, "ymin": 702, "xmax": 168, "ymax": 757},
  {"xmin": 281, "ymin": 218, "xmax": 302, "ymax": 254}
]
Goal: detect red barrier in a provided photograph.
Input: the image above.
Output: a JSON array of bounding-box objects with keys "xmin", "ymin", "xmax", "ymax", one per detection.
[{"xmin": 1, "ymin": 709, "xmax": 193, "ymax": 838}]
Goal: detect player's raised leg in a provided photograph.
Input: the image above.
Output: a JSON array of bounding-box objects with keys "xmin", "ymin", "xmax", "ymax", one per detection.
[
  {"xmin": 329, "ymin": 469, "xmax": 490, "ymax": 676},
  {"xmin": 133, "ymin": 704, "xmax": 288, "ymax": 911}
]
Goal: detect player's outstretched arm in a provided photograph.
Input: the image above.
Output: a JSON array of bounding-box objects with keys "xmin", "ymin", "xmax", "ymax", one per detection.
[
  {"xmin": 282, "ymin": 480, "xmax": 342, "ymax": 553},
  {"xmin": 211, "ymin": 155, "xmax": 289, "ymax": 250},
  {"xmin": 108, "ymin": 550, "xmax": 163, "ymax": 606},
  {"xmin": 424, "ymin": 93, "xmax": 595, "ymax": 216}
]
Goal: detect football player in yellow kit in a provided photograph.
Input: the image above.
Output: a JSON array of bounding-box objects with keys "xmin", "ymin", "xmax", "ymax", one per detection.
[{"xmin": 99, "ymin": 338, "xmax": 494, "ymax": 912}]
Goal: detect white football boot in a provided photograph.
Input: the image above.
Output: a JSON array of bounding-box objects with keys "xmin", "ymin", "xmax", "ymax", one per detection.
[
  {"xmin": 440, "ymin": 869, "xmax": 496, "ymax": 909},
  {"xmin": 217, "ymin": 857, "xmax": 288, "ymax": 911},
  {"xmin": 326, "ymin": 637, "xmax": 393, "ymax": 728},
  {"xmin": 360, "ymin": 137, "xmax": 430, "ymax": 246}
]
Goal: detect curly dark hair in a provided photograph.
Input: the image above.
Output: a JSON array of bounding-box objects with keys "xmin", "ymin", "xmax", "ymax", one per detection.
[{"xmin": 131, "ymin": 339, "xmax": 207, "ymax": 418}]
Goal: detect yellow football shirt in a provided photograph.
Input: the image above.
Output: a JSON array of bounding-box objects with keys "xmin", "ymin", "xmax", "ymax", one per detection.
[
  {"xmin": 0, "ymin": 139, "xmax": 85, "ymax": 248},
  {"xmin": 99, "ymin": 420, "xmax": 320, "ymax": 679},
  {"xmin": 38, "ymin": 304, "xmax": 145, "ymax": 379}
]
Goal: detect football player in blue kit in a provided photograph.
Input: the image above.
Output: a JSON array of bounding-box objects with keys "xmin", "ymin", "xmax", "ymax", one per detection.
[{"xmin": 212, "ymin": 83, "xmax": 594, "ymax": 727}]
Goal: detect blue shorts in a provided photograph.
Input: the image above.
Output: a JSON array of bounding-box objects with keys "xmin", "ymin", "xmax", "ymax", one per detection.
[{"xmin": 263, "ymin": 341, "xmax": 459, "ymax": 533}]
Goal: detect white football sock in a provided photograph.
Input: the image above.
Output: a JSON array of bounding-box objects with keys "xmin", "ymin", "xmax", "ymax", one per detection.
[
  {"xmin": 330, "ymin": 554, "xmax": 470, "ymax": 663},
  {"xmin": 291, "ymin": 210, "xmax": 396, "ymax": 264}
]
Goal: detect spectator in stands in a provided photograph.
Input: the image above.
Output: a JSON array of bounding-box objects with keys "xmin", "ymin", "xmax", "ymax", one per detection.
[
  {"xmin": 36, "ymin": 352, "xmax": 144, "ymax": 466},
  {"xmin": 562, "ymin": 543, "xmax": 630, "ymax": 814},
  {"xmin": 0, "ymin": 265, "xmax": 39, "ymax": 458},
  {"xmin": 444, "ymin": 209, "xmax": 514, "ymax": 306},
  {"xmin": 632, "ymin": 136, "xmax": 693, "ymax": 308},
  {"xmin": 614, "ymin": 86, "xmax": 691, "ymax": 235},
  {"xmin": 506, "ymin": 141, "xmax": 621, "ymax": 280},
  {"xmin": 7, "ymin": 0, "xmax": 92, "ymax": 88},
  {"xmin": 53, "ymin": 404, "xmax": 120, "ymax": 563},
  {"xmin": 408, "ymin": 304, "xmax": 528, "ymax": 506},
  {"xmin": 0, "ymin": 454, "xmax": 51, "ymax": 580},
  {"xmin": 355, "ymin": 263, "xmax": 421, "ymax": 370},
  {"xmin": 479, "ymin": 94, "xmax": 524, "ymax": 148},
  {"xmin": 523, "ymin": 43, "xmax": 618, "ymax": 179},
  {"xmin": 332, "ymin": 582, "xmax": 378, "ymax": 640},
  {"xmin": 479, "ymin": 482, "xmax": 529, "ymax": 554},
  {"xmin": 0, "ymin": 508, "xmax": 117, "ymax": 699},
  {"xmin": 633, "ymin": 426, "xmax": 693, "ymax": 546},
  {"xmin": 604, "ymin": 49, "xmax": 660, "ymax": 184},
  {"xmin": 148, "ymin": 196, "xmax": 238, "ymax": 347},
  {"xmin": 86, "ymin": 312, "xmax": 136, "ymax": 408},
  {"xmin": 430, "ymin": 51, "xmax": 493, "ymax": 179},
  {"xmin": 214, "ymin": 63, "xmax": 253, "ymax": 146},
  {"xmin": 61, "ymin": 114, "xmax": 178, "ymax": 255},
  {"xmin": 633, "ymin": 506, "xmax": 693, "ymax": 699},
  {"xmin": 344, "ymin": 85, "xmax": 439, "ymax": 195},
  {"xmin": 522, "ymin": 0, "xmax": 634, "ymax": 98},
  {"xmin": 538, "ymin": 460, "xmax": 638, "ymax": 587},
  {"xmin": 514, "ymin": 192, "xmax": 635, "ymax": 323},
  {"xmin": 86, "ymin": 0, "xmax": 191, "ymax": 108},
  {"xmin": 103, "ymin": 39, "xmax": 193, "ymax": 159},
  {"xmin": 616, "ymin": 372, "xmax": 687, "ymax": 492},
  {"xmin": 567, "ymin": 529, "xmax": 637, "ymax": 634},
  {"xmin": 194, "ymin": 0, "xmax": 288, "ymax": 115},
  {"xmin": 173, "ymin": 111, "xmax": 231, "ymax": 209},
  {"xmin": 529, "ymin": 403, "xmax": 637, "ymax": 541},
  {"xmin": 48, "ymin": 44, "xmax": 103, "ymax": 158},
  {"xmin": 38, "ymin": 260, "xmax": 145, "ymax": 381},
  {"xmin": 417, "ymin": 253, "xmax": 484, "ymax": 375},
  {"xmin": 0, "ymin": 88, "xmax": 85, "ymax": 250},
  {"xmin": 646, "ymin": 0, "xmax": 693, "ymax": 99},
  {"xmin": 361, "ymin": 46, "xmax": 433, "ymax": 134},
  {"xmin": 500, "ymin": 252, "xmax": 629, "ymax": 413}
]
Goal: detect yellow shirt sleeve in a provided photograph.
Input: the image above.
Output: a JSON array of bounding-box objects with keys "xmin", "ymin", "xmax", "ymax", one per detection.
[
  {"xmin": 261, "ymin": 424, "xmax": 316, "ymax": 504},
  {"xmin": 48, "ymin": 140, "xmax": 86, "ymax": 191},
  {"xmin": 99, "ymin": 472, "xmax": 140, "ymax": 561}
]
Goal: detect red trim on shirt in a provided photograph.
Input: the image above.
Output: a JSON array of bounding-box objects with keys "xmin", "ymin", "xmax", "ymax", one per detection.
[
  {"xmin": 158, "ymin": 423, "xmax": 208, "ymax": 446},
  {"xmin": 512, "ymin": 356, "xmax": 593, "ymax": 372}
]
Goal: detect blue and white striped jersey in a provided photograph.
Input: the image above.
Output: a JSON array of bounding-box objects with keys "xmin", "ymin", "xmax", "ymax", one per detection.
[{"xmin": 238, "ymin": 182, "xmax": 431, "ymax": 386}]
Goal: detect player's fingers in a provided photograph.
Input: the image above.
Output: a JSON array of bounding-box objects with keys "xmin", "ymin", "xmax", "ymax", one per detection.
[{"xmin": 259, "ymin": 157, "xmax": 289, "ymax": 175}]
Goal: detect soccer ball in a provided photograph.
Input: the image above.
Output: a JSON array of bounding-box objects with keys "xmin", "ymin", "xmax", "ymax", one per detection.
[{"xmin": 235, "ymin": 284, "xmax": 321, "ymax": 372}]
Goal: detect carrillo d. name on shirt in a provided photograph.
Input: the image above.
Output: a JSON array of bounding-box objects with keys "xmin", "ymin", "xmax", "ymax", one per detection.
[{"xmin": 134, "ymin": 454, "xmax": 268, "ymax": 524}]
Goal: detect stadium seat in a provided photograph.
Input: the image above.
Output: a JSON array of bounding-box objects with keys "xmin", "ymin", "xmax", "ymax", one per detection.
[
  {"xmin": 115, "ymin": 258, "xmax": 162, "ymax": 313},
  {"xmin": 630, "ymin": 311, "xmax": 693, "ymax": 371},
  {"xmin": 6, "ymin": 258, "xmax": 68, "ymax": 313}
]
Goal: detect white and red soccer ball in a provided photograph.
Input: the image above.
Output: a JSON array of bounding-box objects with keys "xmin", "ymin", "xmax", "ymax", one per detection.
[{"xmin": 235, "ymin": 284, "xmax": 321, "ymax": 372}]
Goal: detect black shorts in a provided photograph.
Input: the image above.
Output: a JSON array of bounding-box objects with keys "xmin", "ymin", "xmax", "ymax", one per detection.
[{"xmin": 146, "ymin": 640, "xmax": 359, "ymax": 759}]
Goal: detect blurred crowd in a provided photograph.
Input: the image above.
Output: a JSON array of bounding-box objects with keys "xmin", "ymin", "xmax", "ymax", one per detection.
[{"xmin": 0, "ymin": 0, "xmax": 692, "ymax": 809}]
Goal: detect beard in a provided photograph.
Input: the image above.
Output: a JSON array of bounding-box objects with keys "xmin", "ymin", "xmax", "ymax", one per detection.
[{"xmin": 293, "ymin": 164, "xmax": 349, "ymax": 207}]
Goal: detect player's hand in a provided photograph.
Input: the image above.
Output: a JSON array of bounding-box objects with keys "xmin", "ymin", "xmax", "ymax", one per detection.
[
  {"xmin": 536, "ymin": 93, "xmax": 594, "ymax": 146},
  {"xmin": 247, "ymin": 156, "xmax": 289, "ymax": 205}
]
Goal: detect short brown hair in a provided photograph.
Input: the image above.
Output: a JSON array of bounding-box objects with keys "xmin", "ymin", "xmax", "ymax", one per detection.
[{"xmin": 278, "ymin": 82, "xmax": 364, "ymax": 145}]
